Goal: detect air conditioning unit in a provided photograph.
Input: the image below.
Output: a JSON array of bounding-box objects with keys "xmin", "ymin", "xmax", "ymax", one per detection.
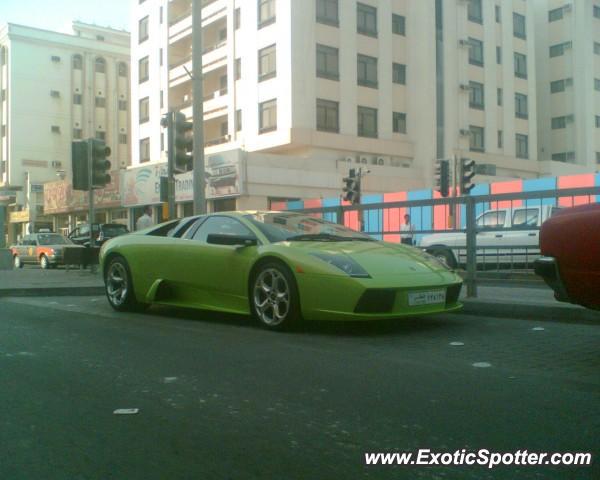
[
  {"xmin": 120, "ymin": 160, "xmax": 128, "ymax": 169},
  {"xmin": 458, "ymin": 39, "xmax": 471, "ymax": 47},
  {"xmin": 51, "ymin": 161, "xmax": 62, "ymax": 168},
  {"xmin": 51, "ymin": 55, "xmax": 61, "ymax": 62},
  {"xmin": 563, "ymin": 4, "xmax": 572, "ymax": 12},
  {"xmin": 376, "ymin": 156, "xmax": 385, "ymax": 166},
  {"xmin": 50, "ymin": 90, "xmax": 60, "ymax": 98},
  {"xmin": 344, "ymin": 156, "xmax": 354, "ymax": 163},
  {"xmin": 564, "ymin": 41, "xmax": 572, "ymax": 50},
  {"xmin": 459, "ymin": 128, "xmax": 471, "ymax": 136},
  {"xmin": 359, "ymin": 156, "xmax": 368, "ymax": 164},
  {"xmin": 459, "ymin": 83, "xmax": 471, "ymax": 91}
]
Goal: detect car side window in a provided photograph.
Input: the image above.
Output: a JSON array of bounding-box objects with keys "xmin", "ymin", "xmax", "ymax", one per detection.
[
  {"xmin": 477, "ymin": 211, "xmax": 506, "ymax": 229},
  {"xmin": 80, "ymin": 225, "xmax": 90, "ymax": 236},
  {"xmin": 512, "ymin": 209, "xmax": 539, "ymax": 227},
  {"xmin": 191, "ymin": 216, "xmax": 253, "ymax": 244}
]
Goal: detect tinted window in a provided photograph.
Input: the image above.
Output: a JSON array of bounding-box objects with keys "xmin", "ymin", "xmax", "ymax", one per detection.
[
  {"xmin": 102, "ymin": 225, "xmax": 128, "ymax": 236},
  {"xmin": 477, "ymin": 211, "xmax": 506, "ymax": 228},
  {"xmin": 38, "ymin": 234, "xmax": 71, "ymax": 245},
  {"xmin": 192, "ymin": 217, "xmax": 253, "ymax": 243},
  {"xmin": 512, "ymin": 209, "xmax": 539, "ymax": 227}
]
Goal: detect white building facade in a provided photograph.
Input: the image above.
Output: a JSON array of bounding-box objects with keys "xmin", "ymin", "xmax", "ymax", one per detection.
[{"xmin": 0, "ymin": 22, "xmax": 130, "ymax": 243}]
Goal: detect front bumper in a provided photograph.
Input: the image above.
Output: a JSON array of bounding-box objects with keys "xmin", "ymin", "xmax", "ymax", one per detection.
[{"xmin": 533, "ymin": 256, "xmax": 570, "ymax": 303}]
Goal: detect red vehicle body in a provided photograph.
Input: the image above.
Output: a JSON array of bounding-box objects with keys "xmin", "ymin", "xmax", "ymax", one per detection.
[{"xmin": 534, "ymin": 203, "xmax": 600, "ymax": 310}]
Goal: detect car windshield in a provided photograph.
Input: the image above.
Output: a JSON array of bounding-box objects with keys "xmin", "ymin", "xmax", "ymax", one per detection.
[
  {"xmin": 102, "ymin": 225, "xmax": 128, "ymax": 236},
  {"xmin": 247, "ymin": 212, "xmax": 375, "ymax": 243},
  {"xmin": 37, "ymin": 234, "xmax": 71, "ymax": 245}
]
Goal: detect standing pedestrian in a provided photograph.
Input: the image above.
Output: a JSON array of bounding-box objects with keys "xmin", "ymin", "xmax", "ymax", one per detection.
[
  {"xmin": 136, "ymin": 206, "xmax": 154, "ymax": 231},
  {"xmin": 400, "ymin": 213, "xmax": 415, "ymax": 246}
]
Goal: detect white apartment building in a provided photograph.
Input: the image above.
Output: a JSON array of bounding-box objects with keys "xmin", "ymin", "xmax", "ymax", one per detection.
[
  {"xmin": 0, "ymin": 22, "xmax": 130, "ymax": 243},
  {"xmin": 533, "ymin": 0, "xmax": 600, "ymax": 172},
  {"xmin": 129, "ymin": 0, "xmax": 541, "ymax": 216}
]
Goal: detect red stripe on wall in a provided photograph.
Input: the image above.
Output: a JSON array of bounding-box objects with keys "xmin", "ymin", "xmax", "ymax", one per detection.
[
  {"xmin": 383, "ymin": 192, "xmax": 407, "ymax": 242},
  {"xmin": 557, "ymin": 174, "xmax": 595, "ymax": 207},
  {"xmin": 432, "ymin": 190, "xmax": 451, "ymax": 231},
  {"xmin": 490, "ymin": 180, "xmax": 523, "ymax": 209},
  {"xmin": 303, "ymin": 198, "xmax": 323, "ymax": 218}
]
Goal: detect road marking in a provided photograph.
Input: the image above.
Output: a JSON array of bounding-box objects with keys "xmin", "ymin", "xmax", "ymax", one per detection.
[
  {"xmin": 163, "ymin": 377, "xmax": 177, "ymax": 383},
  {"xmin": 472, "ymin": 362, "xmax": 492, "ymax": 368},
  {"xmin": 113, "ymin": 408, "xmax": 139, "ymax": 415},
  {"xmin": 449, "ymin": 341, "xmax": 464, "ymax": 346},
  {"xmin": 532, "ymin": 327, "xmax": 545, "ymax": 331}
]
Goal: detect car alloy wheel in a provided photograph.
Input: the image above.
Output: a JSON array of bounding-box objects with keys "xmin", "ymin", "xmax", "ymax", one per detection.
[
  {"xmin": 40, "ymin": 255, "xmax": 49, "ymax": 269},
  {"xmin": 106, "ymin": 261, "xmax": 129, "ymax": 308},
  {"xmin": 13, "ymin": 256, "xmax": 22, "ymax": 269},
  {"xmin": 253, "ymin": 268, "xmax": 291, "ymax": 327}
]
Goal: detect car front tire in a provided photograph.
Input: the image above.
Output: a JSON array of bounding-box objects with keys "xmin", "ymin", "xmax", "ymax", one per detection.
[
  {"xmin": 428, "ymin": 247, "xmax": 457, "ymax": 269},
  {"xmin": 104, "ymin": 255, "xmax": 146, "ymax": 312},
  {"xmin": 40, "ymin": 255, "xmax": 49, "ymax": 270},
  {"xmin": 13, "ymin": 255, "xmax": 23, "ymax": 269},
  {"xmin": 250, "ymin": 261, "xmax": 301, "ymax": 331}
]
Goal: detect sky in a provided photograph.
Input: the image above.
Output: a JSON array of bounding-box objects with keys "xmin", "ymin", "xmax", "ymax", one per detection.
[{"xmin": 0, "ymin": 0, "xmax": 131, "ymax": 34}]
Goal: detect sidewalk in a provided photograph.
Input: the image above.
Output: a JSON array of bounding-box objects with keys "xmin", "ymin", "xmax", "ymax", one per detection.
[{"xmin": 0, "ymin": 267, "xmax": 597, "ymax": 323}]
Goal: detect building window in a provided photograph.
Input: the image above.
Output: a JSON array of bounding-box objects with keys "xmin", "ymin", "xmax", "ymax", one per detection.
[
  {"xmin": 357, "ymin": 54, "xmax": 378, "ymax": 88},
  {"xmin": 160, "ymin": 90, "xmax": 164, "ymax": 109},
  {"xmin": 159, "ymin": 48, "xmax": 163, "ymax": 66},
  {"xmin": 549, "ymin": 42, "xmax": 571, "ymax": 57},
  {"xmin": 0, "ymin": 125, "xmax": 5, "ymax": 137},
  {"xmin": 317, "ymin": 0, "xmax": 339, "ymax": 27},
  {"xmin": 469, "ymin": 38, "xmax": 484, "ymax": 66},
  {"xmin": 96, "ymin": 131, "xmax": 106, "ymax": 141},
  {"xmin": 236, "ymin": 109, "xmax": 242, "ymax": 132},
  {"xmin": 595, "ymin": 42, "xmax": 600, "ymax": 55},
  {"xmin": 357, "ymin": 3, "xmax": 377, "ymax": 37},
  {"xmin": 595, "ymin": 78, "xmax": 600, "ymax": 91},
  {"xmin": 552, "ymin": 152, "xmax": 575, "ymax": 163},
  {"xmin": 357, "ymin": 106, "xmax": 377, "ymax": 138},
  {"xmin": 119, "ymin": 99, "xmax": 127, "ymax": 111},
  {"xmin": 95, "ymin": 96, "xmax": 106, "ymax": 108},
  {"xmin": 258, "ymin": 0, "xmax": 276, "ymax": 28},
  {"xmin": 73, "ymin": 128, "xmax": 82, "ymax": 139},
  {"xmin": 392, "ymin": 63, "xmax": 406, "ymax": 85},
  {"xmin": 95, "ymin": 57, "xmax": 106, "ymax": 73},
  {"xmin": 139, "ymin": 138, "xmax": 150, "ymax": 163},
  {"xmin": 316, "ymin": 44, "xmax": 339, "ymax": 80},
  {"xmin": 496, "ymin": 46, "xmax": 502, "ymax": 64},
  {"xmin": 139, "ymin": 16, "xmax": 149, "ymax": 43},
  {"xmin": 392, "ymin": 14, "xmax": 405, "ymax": 35},
  {"xmin": 258, "ymin": 44, "xmax": 276, "ymax": 81},
  {"xmin": 235, "ymin": 8, "xmax": 241, "ymax": 29},
  {"xmin": 139, "ymin": 97, "xmax": 149, "ymax": 123},
  {"xmin": 548, "ymin": 7, "xmax": 564, "ymax": 22},
  {"xmin": 495, "ymin": 5, "xmax": 501, "ymax": 23},
  {"xmin": 73, "ymin": 93, "xmax": 82, "ymax": 105},
  {"xmin": 594, "ymin": 5, "xmax": 600, "ymax": 18},
  {"xmin": 51, "ymin": 125, "xmax": 60, "ymax": 134},
  {"xmin": 159, "ymin": 6, "xmax": 163, "ymax": 24},
  {"xmin": 0, "ymin": 46, "xmax": 6, "ymax": 66},
  {"xmin": 235, "ymin": 58, "xmax": 241, "ymax": 80},
  {"xmin": 118, "ymin": 62, "xmax": 127, "ymax": 77},
  {"xmin": 597, "ymin": 152, "xmax": 600, "ymax": 164},
  {"xmin": 513, "ymin": 13, "xmax": 526, "ymax": 39},
  {"xmin": 0, "ymin": 89, "xmax": 4, "ymax": 102},
  {"xmin": 469, "ymin": 126, "xmax": 484, "ymax": 152},
  {"xmin": 515, "ymin": 93, "xmax": 528, "ymax": 119},
  {"xmin": 469, "ymin": 82, "xmax": 484, "ymax": 110},
  {"xmin": 516, "ymin": 134, "xmax": 528, "ymax": 159},
  {"xmin": 118, "ymin": 133, "xmax": 127, "ymax": 144},
  {"xmin": 468, "ymin": 0, "xmax": 483, "ymax": 24},
  {"xmin": 72, "ymin": 54, "xmax": 83, "ymax": 70},
  {"xmin": 497, "ymin": 88, "xmax": 503, "ymax": 106},
  {"xmin": 514, "ymin": 52, "xmax": 527, "ymax": 79},
  {"xmin": 139, "ymin": 56, "xmax": 149, "ymax": 83},
  {"xmin": 316, "ymin": 99, "xmax": 339, "ymax": 133},
  {"xmin": 551, "ymin": 115, "xmax": 573, "ymax": 129},
  {"xmin": 392, "ymin": 112, "xmax": 406, "ymax": 134},
  {"xmin": 497, "ymin": 130, "xmax": 503, "ymax": 148},
  {"xmin": 596, "ymin": 115, "xmax": 600, "ymax": 128},
  {"xmin": 259, "ymin": 99, "xmax": 277, "ymax": 133}
]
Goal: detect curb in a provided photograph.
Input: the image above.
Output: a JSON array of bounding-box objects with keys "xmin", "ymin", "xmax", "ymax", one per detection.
[
  {"xmin": 0, "ymin": 286, "xmax": 105, "ymax": 298},
  {"xmin": 460, "ymin": 299, "xmax": 600, "ymax": 325}
]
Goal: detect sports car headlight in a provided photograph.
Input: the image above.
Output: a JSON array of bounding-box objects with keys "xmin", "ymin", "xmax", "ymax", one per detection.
[{"xmin": 310, "ymin": 253, "xmax": 371, "ymax": 278}]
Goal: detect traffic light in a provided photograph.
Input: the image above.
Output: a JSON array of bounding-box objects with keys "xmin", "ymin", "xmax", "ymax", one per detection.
[
  {"xmin": 174, "ymin": 111, "xmax": 193, "ymax": 172},
  {"xmin": 460, "ymin": 158, "xmax": 476, "ymax": 195},
  {"xmin": 91, "ymin": 139, "xmax": 111, "ymax": 188},
  {"xmin": 435, "ymin": 159, "xmax": 450, "ymax": 198},
  {"xmin": 343, "ymin": 168, "xmax": 361, "ymax": 205},
  {"xmin": 72, "ymin": 140, "xmax": 89, "ymax": 191}
]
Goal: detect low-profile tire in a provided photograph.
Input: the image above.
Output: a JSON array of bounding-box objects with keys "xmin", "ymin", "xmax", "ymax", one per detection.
[
  {"xmin": 428, "ymin": 247, "xmax": 457, "ymax": 269},
  {"xmin": 104, "ymin": 255, "xmax": 146, "ymax": 312},
  {"xmin": 250, "ymin": 261, "xmax": 302, "ymax": 331},
  {"xmin": 13, "ymin": 255, "xmax": 23, "ymax": 269},
  {"xmin": 40, "ymin": 255, "xmax": 50, "ymax": 270}
]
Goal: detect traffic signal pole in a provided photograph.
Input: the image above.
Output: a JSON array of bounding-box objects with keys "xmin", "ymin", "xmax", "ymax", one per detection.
[
  {"xmin": 87, "ymin": 138, "xmax": 95, "ymax": 249},
  {"xmin": 166, "ymin": 111, "xmax": 176, "ymax": 220},
  {"xmin": 192, "ymin": 0, "xmax": 206, "ymax": 215}
]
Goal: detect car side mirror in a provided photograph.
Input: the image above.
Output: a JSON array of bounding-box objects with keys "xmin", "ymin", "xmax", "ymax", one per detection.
[{"xmin": 206, "ymin": 233, "xmax": 257, "ymax": 247}]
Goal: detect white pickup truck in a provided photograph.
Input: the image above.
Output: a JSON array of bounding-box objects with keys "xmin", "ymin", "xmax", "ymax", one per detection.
[{"xmin": 418, "ymin": 205, "xmax": 560, "ymax": 268}]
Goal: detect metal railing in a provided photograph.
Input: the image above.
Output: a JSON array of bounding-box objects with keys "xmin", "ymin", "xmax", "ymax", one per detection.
[{"xmin": 292, "ymin": 186, "xmax": 600, "ymax": 297}]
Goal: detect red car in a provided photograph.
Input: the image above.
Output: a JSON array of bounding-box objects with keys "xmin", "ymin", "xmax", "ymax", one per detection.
[{"xmin": 534, "ymin": 203, "xmax": 600, "ymax": 310}]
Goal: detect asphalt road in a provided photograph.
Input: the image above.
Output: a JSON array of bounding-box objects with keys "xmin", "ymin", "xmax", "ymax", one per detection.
[{"xmin": 0, "ymin": 296, "xmax": 598, "ymax": 480}]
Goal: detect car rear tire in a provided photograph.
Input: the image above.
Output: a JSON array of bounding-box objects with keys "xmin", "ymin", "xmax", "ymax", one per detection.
[
  {"xmin": 13, "ymin": 256, "xmax": 23, "ymax": 269},
  {"xmin": 250, "ymin": 261, "xmax": 301, "ymax": 331},
  {"xmin": 40, "ymin": 255, "xmax": 49, "ymax": 270},
  {"xmin": 428, "ymin": 247, "xmax": 457, "ymax": 269},
  {"xmin": 104, "ymin": 255, "xmax": 146, "ymax": 312}
]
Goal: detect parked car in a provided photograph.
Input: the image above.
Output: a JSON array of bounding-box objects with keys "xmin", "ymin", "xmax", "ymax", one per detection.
[
  {"xmin": 10, "ymin": 233, "xmax": 84, "ymax": 269},
  {"xmin": 419, "ymin": 205, "xmax": 561, "ymax": 268},
  {"xmin": 100, "ymin": 211, "xmax": 463, "ymax": 331},
  {"xmin": 534, "ymin": 203, "xmax": 600, "ymax": 310},
  {"xmin": 68, "ymin": 223, "xmax": 129, "ymax": 247}
]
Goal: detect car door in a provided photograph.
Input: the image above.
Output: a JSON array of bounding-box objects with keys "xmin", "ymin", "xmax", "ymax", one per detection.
[
  {"xmin": 508, "ymin": 208, "xmax": 541, "ymax": 265},
  {"xmin": 68, "ymin": 228, "xmax": 81, "ymax": 244},
  {"xmin": 22, "ymin": 235, "xmax": 36, "ymax": 263},
  {"xmin": 475, "ymin": 211, "xmax": 508, "ymax": 266},
  {"xmin": 168, "ymin": 216, "xmax": 258, "ymax": 313}
]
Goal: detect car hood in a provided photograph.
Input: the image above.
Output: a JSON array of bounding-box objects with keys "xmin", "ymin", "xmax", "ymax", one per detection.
[{"xmin": 283, "ymin": 240, "xmax": 448, "ymax": 275}]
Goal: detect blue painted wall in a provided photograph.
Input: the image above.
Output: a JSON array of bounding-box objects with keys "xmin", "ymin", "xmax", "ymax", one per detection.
[{"xmin": 361, "ymin": 194, "xmax": 384, "ymax": 239}]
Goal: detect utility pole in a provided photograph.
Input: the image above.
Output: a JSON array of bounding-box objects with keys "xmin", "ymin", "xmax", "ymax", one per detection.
[
  {"xmin": 165, "ymin": 111, "xmax": 176, "ymax": 220},
  {"xmin": 87, "ymin": 139, "xmax": 95, "ymax": 249},
  {"xmin": 192, "ymin": 0, "xmax": 206, "ymax": 214}
]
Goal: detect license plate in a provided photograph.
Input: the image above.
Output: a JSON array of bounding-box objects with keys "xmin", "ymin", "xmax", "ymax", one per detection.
[{"xmin": 408, "ymin": 289, "xmax": 446, "ymax": 306}]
